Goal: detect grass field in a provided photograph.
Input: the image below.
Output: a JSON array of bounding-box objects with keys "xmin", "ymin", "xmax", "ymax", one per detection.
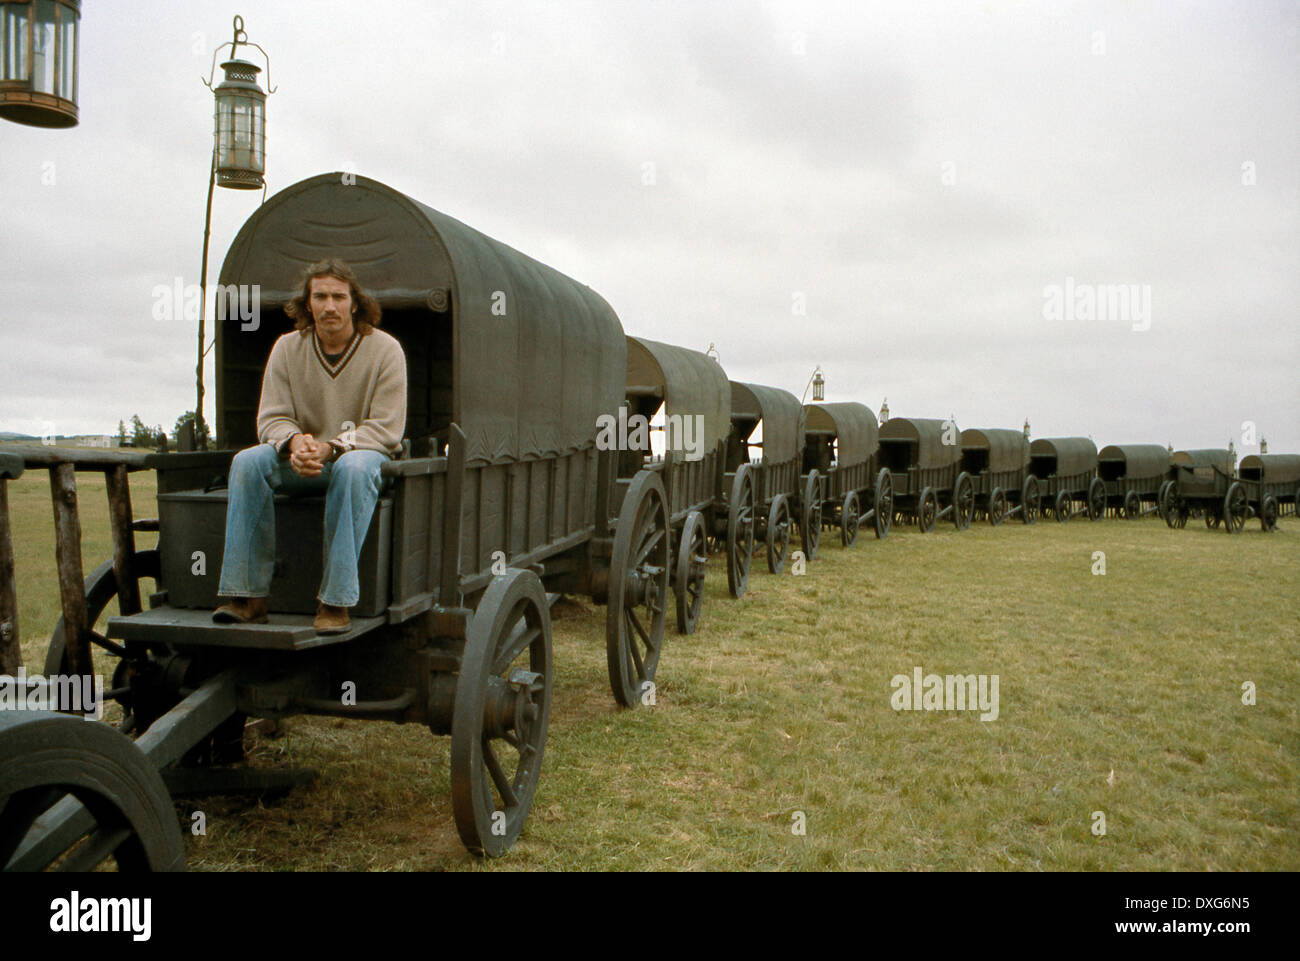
[{"xmin": 5, "ymin": 463, "xmax": 1298, "ymax": 871}]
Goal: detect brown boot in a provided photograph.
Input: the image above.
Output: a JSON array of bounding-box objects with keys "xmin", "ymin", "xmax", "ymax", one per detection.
[
  {"xmin": 313, "ymin": 602, "xmax": 351, "ymax": 635},
  {"xmin": 212, "ymin": 596, "xmax": 269, "ymax": 624}
]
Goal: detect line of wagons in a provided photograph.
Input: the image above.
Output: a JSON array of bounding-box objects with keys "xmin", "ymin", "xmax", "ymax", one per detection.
[{"xmin": 2, "ymin": 173, "xmax": 1296, "ymax": 872}]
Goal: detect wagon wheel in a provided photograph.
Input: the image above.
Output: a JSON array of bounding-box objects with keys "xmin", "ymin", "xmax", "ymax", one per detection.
[
  {"xmin": 45, "ymin": 550, "xmax": 161, "ymax": 735},
  {"xmin": 1223, "ymin": 482, "xmax": 1248, "ymax": 534},
  {"xmin": 606, "ymin": 471, "xmax": 669, "ymax": 704},
  {"xmin": 1121, "ymin": 490, "xmax": 1139, "ymax": 520},
  {"xmin": 1162, "ymin": 483, "xmax": 1180, "ymax": 529},
  {"xmin": 873, "ymin": 469, "xmax": 893, "ymax": 539},
  {"xmin": 674, "ymin": 510, "xmax": 707, "ymax": 634},
  {"xmin": 1054, "ymin": 490, "xmax": 1072, "ymax": 523},
  {"xmin": 0, "ymin": 710, "xmax": 185, "ymax": 871},
  {"xmin": 1019, "ymin": 475, "xmax": 1040, "ymax": 525},
  {"xmin": 1086, "ymin": 477, "xmax": 1106, "ymax": 521},
  {"xmin": 726, "ymin": 465, "xmax": 756, "ymax": 598},
  {"xmin": 988, "ymin": 487, "xmax": 1007, "ymax": 527},
  {"xmin": 765, "ymin": 494, "xmax": 792, "ymax": 574},
  {"xmin": 1205, "ymin": 510, "xmax": 1221, "ymax": 529},
  {"xmin": 801, "ymin": 470, "xmax": 822, "ymax": 561},
  {"xmin": 452, "ymin": 568, "xmax": 552, "ymax": 856},
  {"xmin": 952, "ymin": 472, "xmax": 975, "ymax": 530},
  {"xmin": 918, "ymin": 487, "xmax": 938, "ymax": 533},
  {"xmin": 1260, "ymin": 495, "xmax": 1279, "ymax": 532},
  {"xmin": 840, "ymin": 491, "xmax": 861, "ymax": 548}
]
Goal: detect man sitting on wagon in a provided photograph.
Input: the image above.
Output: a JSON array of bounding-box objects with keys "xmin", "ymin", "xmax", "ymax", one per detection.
[{"xmin": 213, "ymin": 259, "xmax": 407, "ymax": 634}]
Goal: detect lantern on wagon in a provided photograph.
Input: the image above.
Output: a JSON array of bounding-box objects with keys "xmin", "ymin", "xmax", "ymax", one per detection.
[{"xmin": 0, "ymin": 0, "xmax": 81, "ymax": 128}]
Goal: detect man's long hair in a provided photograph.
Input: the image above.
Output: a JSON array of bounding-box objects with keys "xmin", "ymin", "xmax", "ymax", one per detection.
[{"xmin": 285, "ymin": 259, "xmax": 383, "ymax": 335}]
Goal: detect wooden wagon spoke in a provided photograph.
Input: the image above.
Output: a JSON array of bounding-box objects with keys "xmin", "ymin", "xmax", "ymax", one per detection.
[
  {"xmin": 491, "ymin": 623, "xmax": 542, "ymax": 677},
  {"xmin": 481, "ymin": 739, "xmax": 519, "ymax": 810},
  {"xmin": 632, "ymin": 527, "xmax": 665, "ymax": 568},
  {"xmin": 625, "ymin": 618, "xmax": 647, "ymax": 675},
  {"xmin": 87, "ymin": 631, "xmax": 129, "ymax": 659}
]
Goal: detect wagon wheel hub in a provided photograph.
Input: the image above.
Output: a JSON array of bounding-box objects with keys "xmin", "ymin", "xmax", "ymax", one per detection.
[
  {"xmin": 624, "ymin": 564, "xmax": 663, "ymax": 608},
  {"xmin": 483, "ymin": 669, "xmax": 545, "ymax": 743}
]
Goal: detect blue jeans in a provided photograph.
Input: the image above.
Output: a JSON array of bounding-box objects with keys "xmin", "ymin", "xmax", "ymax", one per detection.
[{"xmin": 217, "ymin": 444, "xmax": 389, "ymax": 608}]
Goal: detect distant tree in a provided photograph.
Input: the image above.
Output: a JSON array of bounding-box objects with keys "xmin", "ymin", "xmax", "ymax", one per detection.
[
  {"xmin": 116, "ymin": 420, "xmax": 129, "ymax": 447},
  {"xmin": 128, "ymin": 414, "xmax": 160, "ymax": 448}
]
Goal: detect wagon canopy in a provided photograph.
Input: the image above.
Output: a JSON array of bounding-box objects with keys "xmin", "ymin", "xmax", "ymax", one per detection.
[
  {"xmin": 1029, "ymin": 437, "xmax": 1097, "ymax": 478},
  {"xmin": 804, "ymin": 402, "xmax": 879, "ymax": 469},
  {"xmin": 730, "ymin": 382, "xmax": 805, "ymax": 465},
  {"xmin": 216, "ymin": 173, "xmax": 626, "ymax": 466},
  {"xmin": 1172, "ymin": 449, "xmax": 1235, "ymax": 474},
  {"xmin": 625, "ymin": 337, "xmax": 730, "ymax": 460},
  {"xmin": 1098, "ymin": 444, "xmax": 1170, "ymax": 481},
  {"xmin": 879, "ymin": 417, "xmax": 961, "ymax": 470},
  {"xmin": 960, "ymin": 428, "xmax": 1029, "ymax": 474},
  {"xmin": 1239, "ymin": 454, "xmax": 1300, "ymax": 485}
]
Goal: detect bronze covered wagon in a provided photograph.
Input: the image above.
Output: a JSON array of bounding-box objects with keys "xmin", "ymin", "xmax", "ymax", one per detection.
[
  {"xmin": 1029, "ymin": 437, "xmax": 1104, "ymax": 522},
  {"xmin": 878, "ymin": 417, "xmax": 971, "ymax": 532},
  {"xmin": 801, "ymin": 401, "xmax": 892, "ymax": 550},
  {"xmin": 2, "ymin": 172, "xmax": 677, "ymax": 865},
  {"xmin": 620, "ymin": 335, "xmax": 731, "ymax": 633},
  {"xmin": 1098, "ymin": 444, "xmax": 1171, "ymax": 519},
  {"xmin": 1164, "ymin": 449, "xmax": 1295, "ymax": 533},
  {"xmin": 959, "ymin": 428, "xmax": 1039, "ymax": 526},
  {"xmin": 722, "ymin": 382, "xmax": 806, "ymax": 595}
]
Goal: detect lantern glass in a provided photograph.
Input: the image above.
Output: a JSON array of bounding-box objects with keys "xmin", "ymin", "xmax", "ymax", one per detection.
[
  {"xmin": 213, "ymin": 59, "xmax": 267, "ymax": 188},
  {"xmin": 58, "ymin": 2, "xmax": 73, "ymax": 100},
  {"xmin": 31, "ymin": 0, "xmax": 54, "ymax": 93},
  {"xmin": 1, "ymin": 4, "xmax": 27, "ymax": 81}
]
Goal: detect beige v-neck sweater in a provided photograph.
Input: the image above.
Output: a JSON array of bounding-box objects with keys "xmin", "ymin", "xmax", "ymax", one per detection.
[{"xmin": 256, "ymin": 328, "xmax": 407, "ymax": 457}]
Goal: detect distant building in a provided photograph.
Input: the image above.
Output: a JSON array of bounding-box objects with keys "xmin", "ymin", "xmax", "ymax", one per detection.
[{"xmin": 73, "ymin": 435, "xmax": 113, "ymax": 448}]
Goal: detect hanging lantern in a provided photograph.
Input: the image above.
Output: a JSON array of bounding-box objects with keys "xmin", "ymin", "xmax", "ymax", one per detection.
[
  {"xmin": 1023, "ymin": 418, "xmax": 1031, "ymax": 438},
  {"xmin": 812, "ymin": 367, "xmax": 825, "ymax": 402},
  {"xmin": 195, "ymin": 15, "xmax": 276, "ymax": 451},
  {"xmin": 0, "ymin": 0, "xmax": 80, "ymax": 128},
  {"xmin": 203, "ymin": 15, "xmax": 273, "ymax": 191},
  {"xmin": 879, "ymin": 398, "xmax": 890, "ymax": 425},
  {"xmin": 212, "ymin": 57, "xmax": 266, "ymax": 189}
]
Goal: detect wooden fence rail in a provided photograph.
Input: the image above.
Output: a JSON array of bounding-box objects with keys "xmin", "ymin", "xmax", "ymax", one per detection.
[{"xmin": 0, "ymin": 446, "xmax": 147, "ymax": 677}]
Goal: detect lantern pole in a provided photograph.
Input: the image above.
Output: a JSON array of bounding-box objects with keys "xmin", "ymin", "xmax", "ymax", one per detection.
[
  {"xmin": 195, "ymin": 15, "xmax": 273, "ymax": 451},
  {"xmin": 196, "ymin": 150, "xmax": 217, "ymax": 451},
  {"xmin": 800, "ymin": 366, "xmax": 824, "ymax": 405}
]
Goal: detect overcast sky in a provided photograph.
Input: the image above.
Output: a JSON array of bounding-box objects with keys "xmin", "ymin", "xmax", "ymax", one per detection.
[{"xmin": 2, "ymin": 0, "xmax": 1296, "ymax": 455}]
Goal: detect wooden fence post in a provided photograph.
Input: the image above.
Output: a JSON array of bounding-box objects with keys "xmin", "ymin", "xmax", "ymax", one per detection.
[
  {"xmin": 49, "ymin": 463, "xmax": 91, "ymax": 677},
  {"xmin": 0, "ymin": 470, "xmax": 19, "ymax": 675}
]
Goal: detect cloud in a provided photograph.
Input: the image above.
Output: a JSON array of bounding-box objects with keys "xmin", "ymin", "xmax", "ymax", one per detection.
[{"xmin": 0, "ymin": 0, "xmax": 1295, "ymax": 454}]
